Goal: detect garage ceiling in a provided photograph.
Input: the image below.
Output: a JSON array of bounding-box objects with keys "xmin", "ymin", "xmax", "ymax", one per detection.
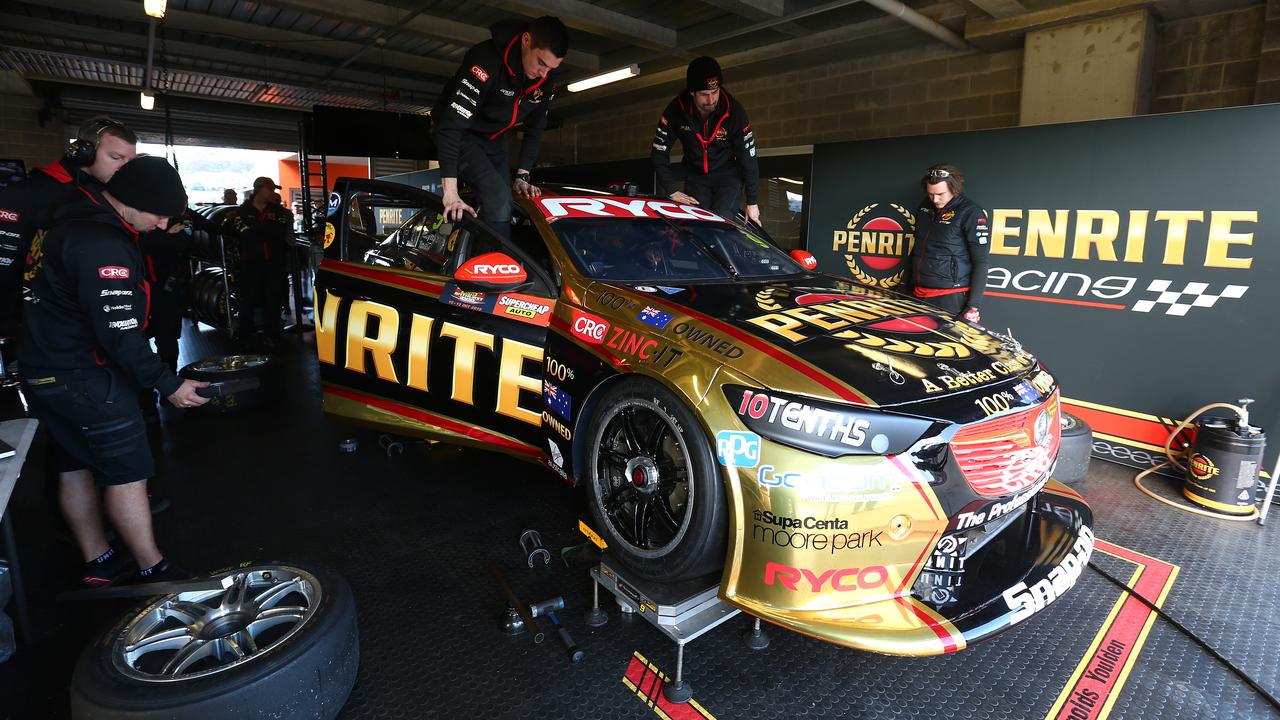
[{"xmin": 0, "ymin": 0, "xmax": 1259, "ymax": 150}]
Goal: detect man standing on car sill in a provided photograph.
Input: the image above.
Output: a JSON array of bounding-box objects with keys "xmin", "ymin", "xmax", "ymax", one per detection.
[
  {"xmin": 0, "ymin": 116, "xmax": 137, "ymax": 342},
  {"xmin": 908, "ymin": 164, "xmax": 991, "ymax": 323},
  {"xmin": 651, "ymin": 56, "xmax": 762, "ymax": 225},
  {"xmin": 433, "ymin": 16, "xmax": 569, "ymax": 239},
  {"xmin": 20, "ymin": 156, "xmax": 210, "ymax": 587}
]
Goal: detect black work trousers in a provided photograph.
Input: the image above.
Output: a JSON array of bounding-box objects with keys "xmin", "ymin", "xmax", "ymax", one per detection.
[
  {"xmin": 684, "ymin": 168, "xmax": 743, "ymax": 220},
  {"xmin": 456, "ymin": 132, "xmax": 512, "ymax": 241}
]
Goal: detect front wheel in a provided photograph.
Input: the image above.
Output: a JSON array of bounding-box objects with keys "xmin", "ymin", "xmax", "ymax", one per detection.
[{"xmin": 583, "ymin": 378, "xmax": 726, "ymax": 582}]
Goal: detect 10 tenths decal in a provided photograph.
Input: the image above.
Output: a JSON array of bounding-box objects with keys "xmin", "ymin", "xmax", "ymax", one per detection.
[{"xmin": 830, "ymin": 202, "xmax": 916, "ymax": 290}]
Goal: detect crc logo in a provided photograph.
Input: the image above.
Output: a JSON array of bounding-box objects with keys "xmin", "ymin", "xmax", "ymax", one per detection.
[
  {"xmin": 715, "ymin": 431, "xmax": 760, "ymax": 467},
  {"xmin": 0, "ymin": 209, "xmax": 18, "ymax": 222},
  {"xmin": 570, "ymin": 309, "xmax": 609, "ymax": 344},
  {"xmin": 830, "ymin": 203, "xmax": 915, "ymax": 290},
  {"xmin": 763, "ymin": 561, "xmax": 889, "ymax": 592},
  {"xmin": 470, "ymin": 65, "xmax": 489, "ymax": 82},
  {"xmin": 98, "ymin": 266, "xmax": 130, "ymax": 279}
]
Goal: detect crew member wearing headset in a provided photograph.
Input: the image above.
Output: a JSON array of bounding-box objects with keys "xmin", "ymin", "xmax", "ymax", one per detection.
[
  {"xmin": 651, "ymin": 56, "xmax": 761, "ymax": 224},
  {"xmin": 909, "ymin": 164, "xmax": 991, "ymax": 323},
  {"xmin": 433, "ymin": 16, "xmax": 569, "ymax": 238},
  {"xmin": 0, "ymin": 117, "xmax": 137, "ymax": 340}
]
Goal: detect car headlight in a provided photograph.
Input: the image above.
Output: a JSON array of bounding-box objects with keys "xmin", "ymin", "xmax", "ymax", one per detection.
[{"xmin": 723, "ymin": 385, "xmax": 941, "ymax": 457}]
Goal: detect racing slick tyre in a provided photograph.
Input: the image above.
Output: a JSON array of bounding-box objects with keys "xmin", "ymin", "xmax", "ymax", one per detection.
[
  {"xmin": 584, "ymin": 378, "xmax": 727, "ymax": 582},
  {"xmin": 179, "ymin": 354, "xmax": 281, "ymax": 413},
  {"xmin": 70, "ymin": 563, "xmax": 359, "ymax": 720},
  {"xmin": 1055, "ymin": 412, "xmax": 1093, "ymax": 486}
]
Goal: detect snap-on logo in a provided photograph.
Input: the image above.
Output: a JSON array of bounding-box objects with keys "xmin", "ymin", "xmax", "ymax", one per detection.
[
  {"xmin": 570, "ymin": 309, "xmax": 609, "ymax": 345},
  {"xmin": 98, "ymin": 266, "xmax": 130, "ymax": 279},
  {"xmin": 470, "ymin": 65, "xmax": 489, "ymax": 82},
  {"xmin": 0, "ymin": 209, "xmax": 18, "ymax": 223}
]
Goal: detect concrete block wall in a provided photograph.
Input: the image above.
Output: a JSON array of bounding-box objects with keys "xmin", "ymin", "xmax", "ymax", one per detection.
[
  {"xmin": 1150, "ymin": 5, "xmax": 1266, "ymax": 112},
  {"xmin": 1257, "ymin": 0, "xmax": 1280, "ymax": 103},
  {"xmin": 541, "ymin": 5, "xmax": 1278, "ymax": 167},
  {"xmin": 550, "ymin": 45, "xmax": 1024, "ymax": 164},
  {"xmin": 0, "ymin": 92, "xmax": 67, "ymax": 173}
]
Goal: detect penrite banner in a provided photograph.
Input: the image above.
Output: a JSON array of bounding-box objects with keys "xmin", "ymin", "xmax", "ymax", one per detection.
[{"xmin": 806, "ymin": 104, "xmax": 1279, "ymax": 474}]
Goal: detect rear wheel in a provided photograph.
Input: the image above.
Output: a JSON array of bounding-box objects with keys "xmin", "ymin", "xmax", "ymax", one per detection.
[
  {"xmin": 180, "ymin": 354, "xmax": 280, "ymax": 413},
  {"xmin": 583, "ymin": 378, "xmax": 726, "ymax": 582}
]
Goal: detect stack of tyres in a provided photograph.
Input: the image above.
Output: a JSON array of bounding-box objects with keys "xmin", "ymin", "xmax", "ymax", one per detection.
[
  {"xmin": 189, "ymin": 268, "xmax": 238, "ymax": 332},
  {"xmin": 190, "ymin": 205, "xmax": 238, "ymax": 264}
]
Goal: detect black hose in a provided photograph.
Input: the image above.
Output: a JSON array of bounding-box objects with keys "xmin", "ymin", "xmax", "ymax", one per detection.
[{"xmin": 1087, "ymin": 561, "xmax": 1280, "ymax": 713}]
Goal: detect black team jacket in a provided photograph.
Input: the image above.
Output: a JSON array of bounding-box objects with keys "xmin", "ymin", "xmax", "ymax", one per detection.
[
  {"xmin": 432, "ymin": 20, "xmax": 565, "ymax": 179},
  {"xmin": 651, "ymin": 90, "xmax": 760, "ymax": 205},
  {"xmin": 19, "ymin": 189, "xmax": 182, "ymax": 396}
]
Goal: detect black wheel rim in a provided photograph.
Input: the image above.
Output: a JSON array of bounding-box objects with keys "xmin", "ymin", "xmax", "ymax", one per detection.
[{"xmin": 593, "ymin": 399, "xmax": 694, "ymax": 555}]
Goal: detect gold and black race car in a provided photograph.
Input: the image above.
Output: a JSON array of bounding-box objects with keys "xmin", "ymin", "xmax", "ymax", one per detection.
[{"xmin": 315, "ymin": 179, "xmax": 1093, "ymax": 656}]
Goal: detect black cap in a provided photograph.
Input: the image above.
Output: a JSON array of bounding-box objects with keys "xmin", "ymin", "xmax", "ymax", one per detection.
[
  {"xmin": 253, "ymin": 176, "xmax": 282, "ymax": 192},
  {"xmin": 686, "ymin": 56, "xmax": 722, "ymax": 92},
  {"xmin": 106, "ymin": 156, "xmax": 187, "ymax": 217}
]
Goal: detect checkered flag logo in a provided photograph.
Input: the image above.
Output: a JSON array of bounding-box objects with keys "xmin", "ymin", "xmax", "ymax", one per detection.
[{"xmin": 1130, "ymin": 280, "xmax": 1248, "ymax": 316}]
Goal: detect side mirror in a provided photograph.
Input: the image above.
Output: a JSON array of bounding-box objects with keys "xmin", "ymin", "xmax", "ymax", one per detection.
[
  {"xmin": 790, "ymin": 249, "xmax": 818, "ymax": 270},
  {"xmin": 455, "ymin": 252, "xmax": 528, "ymax": 290}
]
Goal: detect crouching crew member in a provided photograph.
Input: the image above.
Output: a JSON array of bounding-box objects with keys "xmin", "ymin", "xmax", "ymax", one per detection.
[
  {"xmin": 20, "ymin": 156, "xmax": 209, "ymax": 587},
  {"xmin": 0, "ymin": 117, "xmax": 137, "ymax": 339},
  {"xmin": 909, "ymin": 164, "xmax": 991, "ymax": 323},
  {"xmin": 433, "ymin": 16, "xmax": 569, "ymax": 237},
  {"xmin": 652, "ymin": 56, "xmax": 761, "ymax": 224},
  {"xmin": 222, "ymin": 177, "xmax": 292, "ymax": 342}
]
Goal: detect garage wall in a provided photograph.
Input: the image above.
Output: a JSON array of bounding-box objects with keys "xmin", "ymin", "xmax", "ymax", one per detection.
[
  {"xmin": 545, "ymin": 45, "xmax": 1023, "ymax": 163},
  {"xmin": 1151, "ymin": 5, "xmax": 1266, "ymax": 113},
  {"xmin": 0, "ymin": 80, "xmax": 67, "ymax": 174},
  {"xmin": 545, "ymin": 4, "xmax": 1276, "ymax": 167}
]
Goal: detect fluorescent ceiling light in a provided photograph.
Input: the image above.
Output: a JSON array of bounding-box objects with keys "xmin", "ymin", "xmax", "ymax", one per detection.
[
  {"xmin": 140, "ymin": 91, "xmax": 155, "ymax": 111},
  {"xmin": 567, "ymin": 64, "xmax": 639, "ymax": 93},
  {"xmin": 144, "ymin": 0, "xmax": 166, "ymax": 18}
]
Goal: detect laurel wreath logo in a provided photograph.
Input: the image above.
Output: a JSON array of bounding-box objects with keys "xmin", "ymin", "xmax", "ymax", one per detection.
[{"xmin": 842, "ymin": 203, "xmax": 915, "ymax": 290}]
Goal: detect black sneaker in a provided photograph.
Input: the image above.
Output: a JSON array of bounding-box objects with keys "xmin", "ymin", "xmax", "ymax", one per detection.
[
  {"xmin": 134, "ymin": 558, "xmax": 193, "ymax": 584},
  {"xmin": 81, "ymin": 549, "xmax": 138, "ymax": 589}
]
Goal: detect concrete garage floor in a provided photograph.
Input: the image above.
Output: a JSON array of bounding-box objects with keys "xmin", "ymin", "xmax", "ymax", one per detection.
[{"xmin": 0, "ymin": 324, "xmax": 1278, "ymax": 720}]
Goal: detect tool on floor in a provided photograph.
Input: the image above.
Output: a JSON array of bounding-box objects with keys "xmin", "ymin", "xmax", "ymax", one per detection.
[
  {"xmin": 488, "ymin": 562, "xmax": 543, "ymax": 643},
  {"xmin": 531, "ymin": 596, "xmax": 583, "ymax": 663},
  {"xmin": 519, "ymin": 529, "xmax": 551, "ymax": 568}
]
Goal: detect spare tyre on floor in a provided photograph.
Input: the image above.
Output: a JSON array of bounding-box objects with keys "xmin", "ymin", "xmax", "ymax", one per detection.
[
  {"xmin": 71, "ymin": 563, "xmax": 359, "ymax": 720},
  {"xmin": 180, "ymin": 354, "xmax": 281, "ymax": 413},
  {"xmin": 1055, "ymin": 412, "xmax": 1093, "ymax": 486}
]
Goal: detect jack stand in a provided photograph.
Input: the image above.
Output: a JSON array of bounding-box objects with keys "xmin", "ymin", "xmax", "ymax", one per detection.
[
  {"xmin": 589, "ymin": 554, "xmax": 744, "ymax": 704},
  {"xmin": 584, "ymin": 578, "xmax": 608, "ymax": 627},
  {"xmin": 743, "ymin": 617, "xmax": 770, "ymax": 650},
  {"xmin": 663, "ymin": 643, "xmax": 693, "ymax": 704}
]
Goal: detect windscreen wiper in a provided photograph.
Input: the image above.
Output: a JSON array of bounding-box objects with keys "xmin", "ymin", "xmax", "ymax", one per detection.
[{"xmin": 659, "ymin": 218, "xmax": 739, "ymax": 280}]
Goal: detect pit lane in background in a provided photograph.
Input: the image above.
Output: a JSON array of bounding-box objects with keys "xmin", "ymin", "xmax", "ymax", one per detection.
[{"xmin": 617, "ymin": 539, "xmax": 1179, "ymax": 720}]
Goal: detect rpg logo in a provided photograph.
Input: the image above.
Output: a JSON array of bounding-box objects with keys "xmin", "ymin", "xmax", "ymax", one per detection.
[{"xmin": 716, "ymin": 431, "xmax": 760, "ymax": 468}]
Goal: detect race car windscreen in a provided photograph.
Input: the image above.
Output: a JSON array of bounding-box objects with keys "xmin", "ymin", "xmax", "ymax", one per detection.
[{"xmin": 550, "ymin": 218, "xmax": 802, "ymax": 283}]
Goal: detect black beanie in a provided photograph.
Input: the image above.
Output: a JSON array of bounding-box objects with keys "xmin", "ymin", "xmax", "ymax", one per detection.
[
  {"xmin": 106, "ymin": 156, "xmax": 187, "ymax": 217},
  {"xmin": 686, "ymin": 56, "xmax": 723, "ymax": 93}
]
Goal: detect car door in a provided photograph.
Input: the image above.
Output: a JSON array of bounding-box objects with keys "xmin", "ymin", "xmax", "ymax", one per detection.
[{"xmin": 315, "ymin": 178, "xmax": 557, "ymax": 461}]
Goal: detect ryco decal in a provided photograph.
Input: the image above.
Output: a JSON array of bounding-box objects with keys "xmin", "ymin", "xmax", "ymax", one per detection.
[
  {"xmin": 536, "ymin": 196, "xmax": 725, "ymax": 222},
  {"xmin": 763, "ymin": 561, "xmax": 889, "ymax": 592},
  {"xmin": 831, "ymin": 203, "xmax": 915, "ymax": 289}
]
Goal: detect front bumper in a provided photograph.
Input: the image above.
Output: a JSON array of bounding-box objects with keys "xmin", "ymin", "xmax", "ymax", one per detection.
[{"xmin": 722, "ymin": 480, "xmax": 1093, "ymax": 656}]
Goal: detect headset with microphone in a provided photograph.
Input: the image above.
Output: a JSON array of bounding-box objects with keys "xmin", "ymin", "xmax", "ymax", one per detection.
[{"xmin": 65, "ymin": 117, "xmax": 130, "ymax": 167}]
